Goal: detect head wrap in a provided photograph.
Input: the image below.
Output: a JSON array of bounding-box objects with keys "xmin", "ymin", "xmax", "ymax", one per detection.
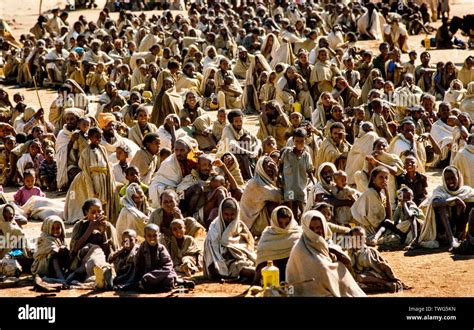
[{"xmin": 98, "ymin": 113, "xmax": 116, "ymax": 129}]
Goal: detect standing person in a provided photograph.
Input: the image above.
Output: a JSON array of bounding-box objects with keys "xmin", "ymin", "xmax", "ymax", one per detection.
[
  {"xmin": 65, "ymin": 127, "xmax": 116, "ymax": 224},
  {"xmin": 280, "ymin": 128, "xmax": 315, "ymax": 221},
  {"xmin": 286, "ymin": 210, "xmax": 365, "ymax": 297}
]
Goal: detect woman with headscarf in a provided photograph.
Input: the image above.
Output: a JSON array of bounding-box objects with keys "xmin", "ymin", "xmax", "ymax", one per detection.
[
  {"xmin": 243, "ymin": 54, "xmax": 272, "ymax": 114},
  {"xmin": 215, "ymin": 57, "xmax": 243, "ymax": 109},
  {"xmin": 276, "ymin": 65, "xmax": 314, "ymax": 119},
  {"xmin": 175, "ymin": 62, "xmax": 202, "ymax": 94},
  {"xmin": 351, "ymin": 166, "xmax": 405, "ymax": 246},
  {"xmin": 157, "ymin": 113, "xmax": 187, "ymax": 151},
  {"xmin": 0, "ymin": 204, "xmax": 32, "ymax": 259},
  {"xmin": 200, "ymin": 66, "xmax": 217, "ymax": 98},
  {"xmin": 461, "ymin": 82, "xmax": 474, "ymax": 116},
  {"xmin": 179, "ymin": 90, "xmax": 205, "ymax": 123},
  {"xmin": 443, "ymin": 79, "xmax": 466, "ymax": 109},
  {"xmin": 31, "ymin": 216, "xmax": 68, "ymax": 282},
  {"xmin": 286, "ymin": 210, "xmax": 365, "ymax": 297},
  {"xmin": 203, "ymin": 197, "xmax": 256, "ymax": 281},
  {"xmin": 311, "ymin": 92, "xmax": 337, "ymax": 131},
  {"xmin": 458, "ymin": 56, "xmax": 473, "ymax": 88},
  {"xmin": 257, "ymin": 100, "xmax": 290, "ymax": 149},
  {"xmin": 310, "ymin": 48, "xmax": 341, "ymax": 97},
  {"xmin": 418, "ymin": 166, "xmax": 474, "ymax": 250},
  {"xmin": 360, "ymin": 68, "xmax": 382, "ymax": 105},
  {"xmin": 115, "ymin": 183, "xmax": 152, "ymax": 238},
  {"xmin": 202, "ymin": 46, "xmax": 219, "ymax": 71},
  {"xmin": 150, "ymin": 77, "xmax": 183, "ymax": 128},
  {"xmin": 254, "ymin": 206, "xmax": 302, "ymax": 285},
  {"xmin": 240, "ymin": 156, "xmax": 283, "ymax": 237},
  {"xmin": 345, "ymin": 122, "xmax": 379, "ymax": 186},
  {"xmin": 354, "ymin": 137, "xmax": 405, "ymax": 209},
  {"xmin": 260, "ymin": 33, "xmax": 282, "ymax": 68}
]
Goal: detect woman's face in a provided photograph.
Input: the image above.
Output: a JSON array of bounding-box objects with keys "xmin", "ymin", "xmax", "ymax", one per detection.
[
  {"xmin": 51, "ymin": 222, "xmax": 62, "ymax": 238},
  {"xmin": 222, "ymin": 206, "xmax": 237, "ymax": 225},
  {"xmin": 161, "ymin": 194, "xmax": 177, "ymax": 213},
  {"xmin": 321, "ymin": 94, "xmax": 332, "ymax": 107},
  {"xmin": 277, "ymin": 215, "xmax": 291, "ymax": 229},
  {"xmin": 220, "ymin": 59, "xmax": 229, "ymax": 71},
  {"xmin": 186, "ymin": 93, "xmax": 197, "ymax": 108},
  {"xmin": 86, "ymin": 204, "xmax": 103, "ymax": 221},
  {"xmin": 447, "ymin": 63, "xmax": 454, "ymax": 74},
  {"xmin": 263, "ymin": 159, "xmax": 278, "ymax": 179},
  {"xmin": 373, "ymin": 170, "xmax": 389, "ymax": 190},
  {"xmin": 444, "ymin": 170, "xmax": 459, "ymax": 191},
  {"xmin": 332, "ymin": 107, "xmax": 343, "ymax": 120},
  {"xmin": 132, "ymin": 192, "xmax": 144, "ymax": 206},
  {"xmin": 309, "ymin": 218, "xmax": 324, "ymax": 237},
  {"xmin": 286, "ymin": 67, "xmax": 295, "ymax": 80}
]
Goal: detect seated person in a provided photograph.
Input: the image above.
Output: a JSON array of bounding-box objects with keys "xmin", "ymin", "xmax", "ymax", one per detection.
[
  {"xmin": 109, "ymin": 229, "xmax": 139, "ymax": 287},
  {"xmin": 168, "ymin": 219, "xmax": 203, "ymax": 277}
]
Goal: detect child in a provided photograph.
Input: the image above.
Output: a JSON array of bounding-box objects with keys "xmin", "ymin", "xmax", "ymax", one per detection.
[
  {"xmin": 119, "ymin": 166, "xmax": 149, "ymax": 198},
  {"xmin": 159, "ymin": 147, "xmax": 172, "ymax": 163},
  {"xmin": 16, "ymin": 139, "xmax": 44, "ymax": 183},
  {"xmin": 121, "ymin": 223, "xmax": 194, "ymax": 292},
  {"xmin": 262, "ymin": 136, "xmax": 277, "ymax": 155},
  {"xmin": 392, "ymin": 186, "xmax": 424, "ymax": 249},
  {"xmin": 31, "ymin": 216, "xmax": 69, "ymax": 283},
  {"xmin": 13, "ymin": 170, "xmax": 45, "ymax": 206},
  {"xmin": 347, "ymin": 226, "xmax": 405, "ymax": 293},
  {"xmin": 168, "ymin": 219, "xmax": 203, "ymax": 277},
  {"xmin": 109, "ymin": 229, "xmax": 139, "ymax": 287},
  {"xmin": 203, "ymin": 174, "xmax": 229, "ymax": 226},
  {"xmin": 330, "ymin": 171, "xmax": 360, "ymax": 226},
  {"xmin": 39, "ymin": 147, "xmax": 57, "ymax": 191},
  {"xmin": 11, "ymin": 93, "xmax": 26, "ymax": 125},
  {"xmin": 128, "ymin": 107, "xmax": 158, "ymax": 148},
  {"xmin": 259, "ymin": 71, "xmax": 277, "ymax": 104},
  {"xmin": 370, "ymin": 98, "xmax": 393, "ymax": 141},
  {"xmin": 402, "ymin": 51, "xmax": 417, "ymax": 77},
  {"xmin": 396, "ymin": 155, "xmax": 428, "ymax": 205},
  {"xmin": 0, "ymin": 135, "xmax": 15, "ymax": 185},
  {"xmin": 66, "ymin": 51, "xmax": 85, "ymax": 87},
  {"xmin": 86, "ymin": 62, "xmax": 108, "ymax": 94},
  {"xmin": 0, "ymin": 204, "xmax": 32, "ymax": 259},
  {"xmin": 71, "ymin": 117, "xmax": 90, "ymax": 166},
  {"xmin": 212, "ymin": 108, "xmax": 226, "ymax": 143},
  {"xmin": 280, "ymin": 128, "xmax": 315, "ymax": 221},
  {"xmin": 112, "ymin": 145, "xmax": 130, "ymax": 186},
  {"xmin": 117, "ymin": 64, "xmax": 131, "ymax": 91},
  {"xmin": 180, "ymin": 116, "xmax": 195, "ymax": 137},
  {"xmin": 312, "ymin": 202, "xmax": 351, "ymax": 237}
]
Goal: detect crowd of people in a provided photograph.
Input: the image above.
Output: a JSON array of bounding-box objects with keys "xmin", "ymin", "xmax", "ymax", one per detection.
[{"xmin": 0, "ymin": 0, "xmax": 473, "ymax": 297}]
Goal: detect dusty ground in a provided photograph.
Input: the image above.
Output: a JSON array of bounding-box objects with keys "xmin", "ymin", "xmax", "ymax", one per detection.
[{"xmin": 0, "ymin": 0, "xmax": 473, "ymax": 297}]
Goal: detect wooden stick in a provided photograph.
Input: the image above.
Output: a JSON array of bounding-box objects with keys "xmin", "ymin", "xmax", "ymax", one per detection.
[{"xmin": 25, "ymin": 63, "xmax": 43, "ymax": 109}]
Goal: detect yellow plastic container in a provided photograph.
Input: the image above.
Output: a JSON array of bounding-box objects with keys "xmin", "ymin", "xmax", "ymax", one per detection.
[
  {"xmin": 424, "ymin": 35, "xmax": 431, "ymax": 50},
  {"xmin": 261, "ymin": 260, "xmax": 280, "ymax": 289},
  {"xmin": 292, "ymin": 102, "xmax": 302, "ymax": 114}
]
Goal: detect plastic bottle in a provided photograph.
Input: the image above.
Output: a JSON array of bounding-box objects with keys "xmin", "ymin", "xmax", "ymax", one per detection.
[
  {"xmin": 424, "ymin": 35, "xmax": 431, "ymax": 50},
  {"xmin": 261, "ymin": 260, "xmax": 280, "ymax": 289}
]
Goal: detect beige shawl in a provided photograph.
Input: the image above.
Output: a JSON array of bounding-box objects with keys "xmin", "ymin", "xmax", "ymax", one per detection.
[
  {"xmin": 351, "ymin": 188, "xmax": 386, "ymax": 237},
  {"xmin": 345, "ymin": 131, "xmax": 379, "ymax": 185},
  {"xmin": 31, "ymin": 216, "xmax": 66, "ymax": 276},
  {"xmin": 286, "ymin": 210, "xmax": 365, "ymax": 297},
  {"xmin": 418, "ymin": 166, "xmax": 474, "ymax": 248},
  {"xmin": 452, "ymin": 144, "xmax": 474, "ymax": 187},
  {"xmin": 240, "ymin": 157, "xmax": 283, "ymax": 236},
  {"xmin": 203, "ymin": 197, "xmax": 256, "ymax": 278},
  {"xmin": 129, "ymin": 148, "xmax": 160, "ymax": 186},
  {"xmin": 128, "ymin": 123, "xmax": 158, "ymax": 148},
  {"xmin": 256, "ymin": 206, "xmax": 302, "ymax": 266}
]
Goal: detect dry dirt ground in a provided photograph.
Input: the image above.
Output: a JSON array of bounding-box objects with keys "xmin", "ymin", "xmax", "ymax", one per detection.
[{"xmin": 0, "ymin": 0, "xmax": 473, "ymax": 298}]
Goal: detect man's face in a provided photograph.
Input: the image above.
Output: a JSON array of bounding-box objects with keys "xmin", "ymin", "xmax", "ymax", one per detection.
[
  {"xmin": 146, "ymin": 138, "xmax": 160, "ymax": 155},
  {"xmin": 321, "ymin": 166, "xmax": 334, "ymax": 184},
  {"xmin": 239, "ymin": 51, "xmax": 247, "ymax": 61},
  {"xmin": 222, "ymin": 207, "xmax": 237, "ymax": 225},
  {"xmin": 91, "ymin": 42, "xmax": 100, "ymax": 53},
  {"xmin": 438, "ymin": 105, "xmax": 450, "ymax": 120},
  {"xmin": 65, "ymin": 113, "xmax": 78, "ymax": 131},
  {"xmin": 174, "ymin": 142, "xmax": 189, "ymax": 162},
  {"xmin": 402, "ymin": 123, "xmax": 415, "ymax": 141},
  {"xmin": 198, "ymin": 158, "xmax": 212, "ymax": 177},
  {"xmin": 444, "ymin": 170, "xmax": 459, "ymax": 191},
  {"xmin": 309, "ymin": 218, "xmax": 324, "ymax": 237},
  {"xmin": 231, "ymin": 116, "xmax": 243, "ymax": 131},
  {"xmin": 331, "ymin": 127, "xmax": 344, "ymax": 144}
]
